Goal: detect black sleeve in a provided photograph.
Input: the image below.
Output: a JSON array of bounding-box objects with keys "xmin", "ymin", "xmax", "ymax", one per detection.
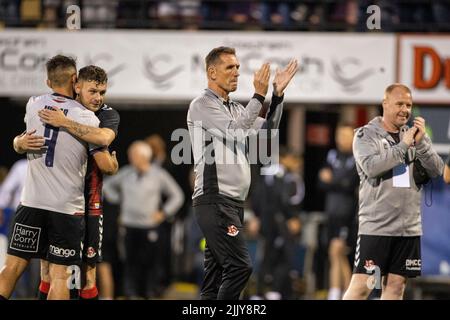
[
  {"xmin": 261, "ymin": 94, "xmax": 284, "ymax": 130},
  {"xmin": 98, "ymin": 106, "xmax": 120, "ymax": 137},
  {"xmin": 252, "ymin": 93, "xmax": 265, "ymax": 104},
  {"xmin": 266, "ymin": 94, "xmax": 284, "ymax": 120},
  {"xmin": 446, "ymin": 152, "xmax": 450, "ymax": 166}
]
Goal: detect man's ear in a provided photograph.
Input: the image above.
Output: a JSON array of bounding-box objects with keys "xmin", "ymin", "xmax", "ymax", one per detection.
[
  {"xmin": 208, "ymin": 66, "xmax": 216, "ymax": 80},
  {"xmin": 46, "ymin": 79, "xmax": 52, "ymax": 89},
  {"xmin": 74, "ymin": 81, "xmax": 81, "ymax": 95}
]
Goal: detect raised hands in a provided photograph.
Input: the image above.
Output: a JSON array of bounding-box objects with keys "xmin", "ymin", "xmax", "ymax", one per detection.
[
  {"xmin": 273, "ymin": 59, "xmax": 299, "ymax": 97},
  {"xmin": 402, "ymin": 126, "xmax": 418, "ymax": 147},
  {"xmin": 253, "ymin": 62, "xmax": 271, "ymax": 97},
  {"xmin": 402, "ymin": 116, "xmax": 426, "ymax": 147},
  {"xmin": 413, "ymin": 116, "xmax": 426, "ymax": 144}
]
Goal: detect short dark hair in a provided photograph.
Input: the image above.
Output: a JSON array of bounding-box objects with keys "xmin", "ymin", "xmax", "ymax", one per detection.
[
  {"xmin": 46, "ymin": 55, "xmax": 77, "ymax": 87},
  {"xmin": 78, "ymin": 65, "xmax": 108, "ymax": 84},
  {"xmin": 205, "ymin": 46, "xmax": 236, "ymax": 71}
]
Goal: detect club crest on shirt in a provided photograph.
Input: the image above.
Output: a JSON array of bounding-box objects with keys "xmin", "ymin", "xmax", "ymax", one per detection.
[{"xmin": 226, "ymin": 225, "xmax": 239, "ymax": 237}]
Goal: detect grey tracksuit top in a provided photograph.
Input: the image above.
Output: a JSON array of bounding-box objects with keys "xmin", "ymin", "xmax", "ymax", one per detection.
[
  {"xmin": 187, "ymin": 88, "xmax": 283, "ymax": 205},
  {"xmin": 353, "ymin": 116, "xmax": 444, "ymax": 236}
]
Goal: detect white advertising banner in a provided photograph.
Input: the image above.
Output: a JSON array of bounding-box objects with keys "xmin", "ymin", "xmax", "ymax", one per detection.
[
  {"xmin": 0, "ymin": 30, "xmax": 395, "ymax": 103},
  {"xmin": 398, "ymin": 35, "xmax": 450, "ymax": 104}
]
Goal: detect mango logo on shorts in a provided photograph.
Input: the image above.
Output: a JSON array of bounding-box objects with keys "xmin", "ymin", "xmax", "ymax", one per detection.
[
  {"xmin": 49, "ymin": 245, "xmax": 76, "ymax": 258},
  {"xmin": 226, "ymin": 225, "xmax": 239, "ymax": 237}
]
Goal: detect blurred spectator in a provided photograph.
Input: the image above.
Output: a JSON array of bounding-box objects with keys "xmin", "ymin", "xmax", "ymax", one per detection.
[
  {"xmin": 398, "ymin": 1, "xmax": 433, "ymax": 29},
  {"xmin": 21, "ymin": 0, "xmax": 41, "ymax": 23},
  {"xmin": 200, "ymin": 1, "xmax": 228, "ymax": 28},
  {"xmin": 2, "ymin": 0, "xmax": 450, "ymax": 31},
  {"xmin": 0, "ymin": 159, "xmax": 27, "ymax": 214},
  {"xmin": 103, "ymin": 140, "xmax": 184, "ymax": 299},
  {"xmin": 96, "ymin": 199, "xmax": 120, "ymax": 299},
  {"xmin": 179, "ymin": 167, "xmax": 204, "ymax": 287},
  {"xmin": 145, "ymin": 134, "xmax": 167, "ymax": 167},
  {"xmin": 1, "ymin": 0, "xmax": 20, "ymax": 26},
  {"xmin": 145, "ymin": 134, "xmax": 177, "ymax": 295},
  {"xmin": 157, "ymin": 1, "xmax": 178, "ymax": 27},
  {"xmin": 259, "ymin": 1, "xmax": 292, "ymax": 29},
  {"xmin": 290, "ymin": 3, "xmax": 309, "ymax": 25},
  {"xmin": 155, "ymin": 0, "xmax": 200, "ymax": 29},
  {"xmin": 329, "ymin": 0, "xmax": 358, "ymax": 29},
  {"xmin": 317, "ymin": 123, "xmax": 359, "ymax": 300},
  {"xmin": 0, "ymin": 158, "xmax": 41, "ymax": 299},
  {"xmin": 116, "ymin": 0, "xmax": 146, "ymax": 28},
  {"xmin": 82, "ymin": 0, "xmax": 117, "ymax": 28},
  {"xmin": 0, "ymin": 165, "xmax": 10, "ymax": 270},
  {"xmin": 308, "ymin": 3, "xmax": 325, "ymax": 28},
  {"xmin": 345, "ymin": 0, "xmax": 359, "ymax": 27},
  {"xmin": 41, "ymin": 0, "xmax": 60, "ymax": 28},
  {"xmin": 0, "ymin": 166, "xmax": 8, "ymax": 186},
  {"xmin": 432, "ymin": 2, "xmax": 450, "ymax": 26},
  {"xmin": 178, "ymin": 0, "xmax": 201, "ymax": 29},
  {"xmin": 251, "ymin": 148, "xmax": 304, "ymax": 299},
  {"xmin": 356, "ymin": 0, "xmax": 400, "ymax": 32},
  {"xmin": 228, "ymin": 1, "xmax": 255, "ymax": 26},
  {"xmin": 41, "ymin": 0, "xmax": 81, "ymax": 28}
]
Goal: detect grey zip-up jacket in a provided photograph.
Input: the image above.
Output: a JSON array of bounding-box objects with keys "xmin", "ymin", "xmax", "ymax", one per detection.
[
  {"xmin": 187, "ymin": 88, "xmax": 284, "ymax": 205},
  {"xmin": 353, "ymin": 116, "xmax": 444, "ymax": 236}
]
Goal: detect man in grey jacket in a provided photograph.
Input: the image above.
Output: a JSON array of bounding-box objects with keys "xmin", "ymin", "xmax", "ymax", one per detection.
[
  {"xmin": 343, "ymin": 84, "xmax": 444, "ymax": 300},
  {"xmin": 187, "ymin": 46, "xmax": 298, "ymax": 300}
]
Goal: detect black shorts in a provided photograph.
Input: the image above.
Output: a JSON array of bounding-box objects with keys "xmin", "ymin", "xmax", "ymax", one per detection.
[
  {"xmin": 353, "ymin": 234, "xmax": 421, "ymax": 278},
  {"xmin": 82, "ymin": 214, "xmax": 103, "ymax": 264},
  {"xmin": 327, "ymin": 213, "xmax": 357, "ymax": 243},
  {"xmin": 7, "ymin": 205, "xmax": 84, "ymax": 266}
]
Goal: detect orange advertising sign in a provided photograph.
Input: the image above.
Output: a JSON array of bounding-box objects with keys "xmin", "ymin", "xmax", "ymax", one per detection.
[{"xmin": 398, "ymin": 35, "xmax": 450, "ymax": 103}]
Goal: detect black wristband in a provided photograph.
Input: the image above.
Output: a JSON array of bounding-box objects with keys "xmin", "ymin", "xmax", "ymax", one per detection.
[
  {"xmin": 271, "ymin": 93, "xmax": 284, "ymax": 106},
  {"xmin": 252, "ymin": 93, "xmax": 265, "ymax": 104},
  {"xmin": 266, "ymin": 93, "xmax": 284, "ymax": 120}
]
